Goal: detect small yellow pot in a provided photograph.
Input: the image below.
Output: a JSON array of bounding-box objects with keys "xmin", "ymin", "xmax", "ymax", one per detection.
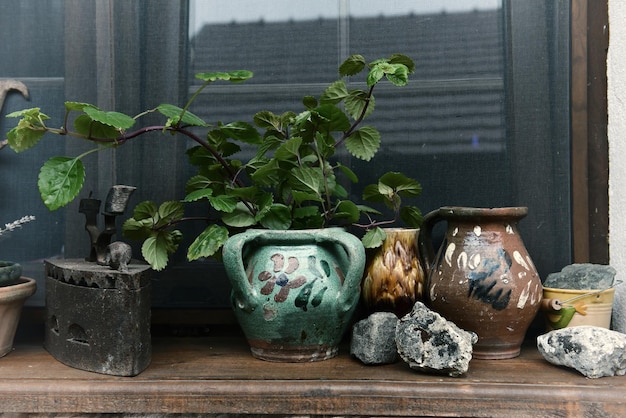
[{"xmin": 541, "ymin": 286, "xmax": 615, "ymax": 330}]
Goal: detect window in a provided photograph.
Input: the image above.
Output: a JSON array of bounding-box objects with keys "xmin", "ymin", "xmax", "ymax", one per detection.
[{"xmin": 1, "ymin": 0, "xmax": 597, "ymax": 311}]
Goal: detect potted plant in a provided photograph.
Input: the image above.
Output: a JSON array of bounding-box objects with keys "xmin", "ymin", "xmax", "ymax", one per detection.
[
  {"xmin": 0, "ymin": 215, "xmax": 37, "ymax": 357},
  {"xmin": 5, "ymin": 53, "xmax": 423, "ymax": 361}
]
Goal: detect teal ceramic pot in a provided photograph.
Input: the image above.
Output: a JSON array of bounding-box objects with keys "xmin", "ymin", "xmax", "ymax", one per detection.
[
  {"xmin": 222, "ymin": 228, "xmax": 365, "ymax": 362},
  {"xmin": 0, "ymin": 261, "xmax": 22, "ymax": 287}
]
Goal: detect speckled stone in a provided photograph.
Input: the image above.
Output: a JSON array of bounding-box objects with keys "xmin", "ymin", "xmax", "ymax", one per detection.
[
  {"xmin": 395, "ymin": 302, "xmax": 477, "ymax": 377},
  {"xmin": 537, "ymin": 326, "xmax": 626, "ymax": 378},
  {"xmin": 543, "ymin": 263, "xmax": 616, "ymax": 290},
  {"xmin": 350, "ymin": 312, "xmax": 399, "ymax": 365}
]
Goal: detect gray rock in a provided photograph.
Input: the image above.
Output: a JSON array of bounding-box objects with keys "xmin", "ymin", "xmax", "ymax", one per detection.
[
  {"xmin": 395, "ymin": 302, "xmax": 477, "ymax": 377},
  {"xmin": 102, "ymin": 241, "xmax": 132, "ymax": 273},
  {"xmin": 543, "ymin": 263, "xmax": 616, "ymax": 290},
  {"xmin": 350, "ymin": 312, "xmax": 399, "ymax": 365},
  {"xmin": 537, "ymin": 326, "xmax": 626, "ymax": 378}
]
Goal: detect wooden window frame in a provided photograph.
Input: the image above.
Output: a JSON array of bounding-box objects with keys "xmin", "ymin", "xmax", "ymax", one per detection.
[{"xmin": 571, "ymin": 0, "xmax": 609, "ymax": 263}]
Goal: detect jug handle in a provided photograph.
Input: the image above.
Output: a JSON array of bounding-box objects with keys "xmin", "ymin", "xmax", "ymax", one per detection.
[
  {"xmin": 417, "ymin": 208, "xmax": 444, "ymax": 276},
  {"xmin": 222, "ymin": 229, "xmax": 365, "ymax": 313}
]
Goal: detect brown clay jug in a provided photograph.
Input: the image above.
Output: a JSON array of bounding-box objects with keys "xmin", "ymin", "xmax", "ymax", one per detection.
[{"xmin": 418, "ymin": 207, "xmax": 542, "ymax": 359}]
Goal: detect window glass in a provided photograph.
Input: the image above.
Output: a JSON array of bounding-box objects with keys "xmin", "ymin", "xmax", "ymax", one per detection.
[
  {"xmin": 0, "ymin": 0, "xmax": 66, "ymax": 306},
  {"xmin": 0, "ymin": 0, "xmax": 571, "ymax": 309},
  {"xmin": 188, "ymin": 0, "xmax": 571, "ymax": 295}
]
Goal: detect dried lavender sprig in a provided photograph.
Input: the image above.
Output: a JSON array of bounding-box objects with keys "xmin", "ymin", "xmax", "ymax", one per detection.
[{"xmin": 0, "ymin": 215, "xmax": 36, "ymax": 236}]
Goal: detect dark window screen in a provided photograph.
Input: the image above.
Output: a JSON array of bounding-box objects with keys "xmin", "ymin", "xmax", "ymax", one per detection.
[{"xmin": 0, "ymin": 0, "xmax": 571, "ymax": 308}]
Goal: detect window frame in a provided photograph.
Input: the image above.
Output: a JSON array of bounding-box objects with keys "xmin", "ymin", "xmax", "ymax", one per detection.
[{"xmin": 571, "ymin": 0, "xmax": 609, "ymax": 264}]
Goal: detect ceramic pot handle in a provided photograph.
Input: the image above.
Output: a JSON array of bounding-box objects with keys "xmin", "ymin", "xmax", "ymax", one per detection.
[
  {"xmin": 222, "ymin": 229, "xmax": 266, "ymax": 313},
  {"xmin": 417, "ymin": 208, "xmax": 444, "ymax": 276},
  {"xmin": 314, "ymin": 229, "xmax": 366, "ymax": 311}
]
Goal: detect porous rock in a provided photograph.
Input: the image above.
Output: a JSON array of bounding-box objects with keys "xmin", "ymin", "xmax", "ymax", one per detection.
[
  {"xmin": 543, "ymin": 263, "xmax": 616, "ymax": 290},
  {"xmin": 537, "ymin": 326, "xmax": 626, "ymax": 378},
  {"xmin": 350, "ymin": 312, "xmax": 399, "ymax": 365},
  {"xmin": 395, "ymin": 302, "xmax": 477, "ymax": 377}
]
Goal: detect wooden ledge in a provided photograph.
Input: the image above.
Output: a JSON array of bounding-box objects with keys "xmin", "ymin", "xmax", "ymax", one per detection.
[{"xmin": 0, "ymin": 335, "xmax": 624, "ymax": 416}]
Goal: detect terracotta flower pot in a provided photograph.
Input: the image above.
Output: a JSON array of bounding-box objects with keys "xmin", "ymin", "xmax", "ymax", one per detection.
[{"xmin": 0, "ymin": 276, "xmax": 37, "ymax": 357}]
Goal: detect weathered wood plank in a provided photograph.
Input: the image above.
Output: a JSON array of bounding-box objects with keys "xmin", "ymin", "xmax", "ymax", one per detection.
[{"xmin": 0, "ymin": 337, "xmax": 625, "ymax": 416}]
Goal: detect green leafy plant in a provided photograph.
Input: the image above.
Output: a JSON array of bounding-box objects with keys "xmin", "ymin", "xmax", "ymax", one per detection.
[{"xmin": 6, "ymin": 54, "xmax": 422, "ymax": 270}]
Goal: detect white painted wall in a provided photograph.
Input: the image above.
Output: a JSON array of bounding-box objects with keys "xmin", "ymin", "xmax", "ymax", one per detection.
[{"xmin": 608, "ymin": 0, "xmax": 626, "ymax": 332}]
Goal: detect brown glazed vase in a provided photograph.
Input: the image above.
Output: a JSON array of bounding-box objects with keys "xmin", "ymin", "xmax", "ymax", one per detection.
[
  {"xmin": 362, "ymin": 228, "xmax": 425, "ymax": 317},
  {"xmin": 418, "ymin": 207, "xmax": 542, "ymax": 359}
]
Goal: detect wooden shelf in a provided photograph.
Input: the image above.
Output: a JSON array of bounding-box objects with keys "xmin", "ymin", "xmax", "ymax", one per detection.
[{"xmin": 1, "ymin": 333, "xmax": 625, "ymax": 416}]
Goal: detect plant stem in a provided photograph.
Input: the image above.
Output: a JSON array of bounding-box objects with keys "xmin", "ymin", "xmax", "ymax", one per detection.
[
  {"xmin": 335, "ymin": 84, "xmax": 375, "ymax": 148},
  {"xmin": 154, "ymin": 215, "xmax": 213, "ymax": 232}
]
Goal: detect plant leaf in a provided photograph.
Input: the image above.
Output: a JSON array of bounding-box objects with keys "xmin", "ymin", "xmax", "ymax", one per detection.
[
  {"xmin": 362, "ymin": 183, "xmax": 385, "ymax": 203},
  {"xmin": 292, "ymin": 206, "xmax": 324, "ymax": 229},
  {"xmin": 132, "ymin": 201, "xmax": 158, "ymax": 220},
  {"xmin": 249, "ymin": 159, "xmax": 280, "ymax": 186},
  {"xmin": 195, "ymin": 70, "xmax": 253, "ymax": 83},
  {"xmin": 222, "ymin": 202, "xmax": 256, "ymax": 227},
  {"xmin": 184, "ymin": 188, "xmax": 213, "ymax": 202},
  {"xmin": 259, "ymin": 203, "xmax": 292, "ymax": 229},
  {"xmin": 219, "ymin": 121, "xmax": 261, "ymax": 143},
  {"xmin": 400, "ymin": 206, "xmax": 423, "ymax": 228},
  {"xmin": 320, "ymin": 80, "xmax": 348, "ymax": 104},
  {"xmin": 6, "ymin": 123, "xmax": 46, "ymax": 152},
  {"xmin": 6, "ymin": 107, "xmax": 49, "ymax": 120},
  {"xmin": 313, "ymin": 104, "xmax": 351, "ymax": 132},
  {"xmin": 344, "ymin": 126, "xmax": 380, "ymax": 161},
  {"xmin": 289, "ymin": 166, "xmax": 323, "ymax": 194},
  {"xmin": 74, "ymin": 114, "xmax": 121, "ymax": 138},
  {"xmin": 187, "ymin": 224, "xmax": 229, "ymax": 261},
  {"xmin": 362, "ymin": 227, "xmax": 387, "ymax": 249},
  {"xmin": 208, "ymin": 194, "xmax": 238, "ymax": 213},
  {"xmin": 291, "ymin": 190, "xmax": 322, "ymax": 204},
  {"xmin": 355, "ymin": 204, "xmax": 382, "ymax": 215},
  {"xmin": 157, "ymin": 103, "xmax": 208, "ymax": 127},
  {"xmin": 122, "ymin": 217, "xmax": 154, "ymax": 240},
  {"xmin": 385, "ymin": 63, "xmax": 410, "ymax": 87},
  {"xmin": 38, "ymin": 157, "xmax": 85, "ymax": 211},
  {"xmin": 334, "ymin": 200, "xmax": 360, "ymax": 223},
  {"xmin": 379, "ymin": 172, "xmax": 422, "ymax": 197},
  {"xmin": 274, "ymin": 137, "xmax": 302, "ymax": 163},
  {"xmin": 6, "ymin": 108, "xmax": 50, "ymax": 151},
  {"xmin": 253, "ymin": 110, "xmax": 281, "ymax": 130},
  {"xmin": 336, "ymin": 163, "xmax": 358, "ymax": 183},
  {"xmin": 339, "ymin": 54, "xmax": 366, "ymax": 76},
  {"xmin": 142, "ymin": 231, "xmax": 182, "ymax": 271},
  {"xmin": 158, "ymin": 201, "xmax": 184, "ymax": 223},
  {"xmin": 344, "ymin": 90, "xmax": 374, "ymax": 120},
  {"xmin": 64, "ymin": 101, "xmax": 96, "ymax": 112},
  {"xmin": 83, "ymin": 107, "xmax": 135, "ymax": 130},
  {"xmin": 389, "ymin": 54, "xmax": 416, "ymax": 73},
  {"xmin": 367, "ymin": 65, "xmax": 385, "ymax": 87}
]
